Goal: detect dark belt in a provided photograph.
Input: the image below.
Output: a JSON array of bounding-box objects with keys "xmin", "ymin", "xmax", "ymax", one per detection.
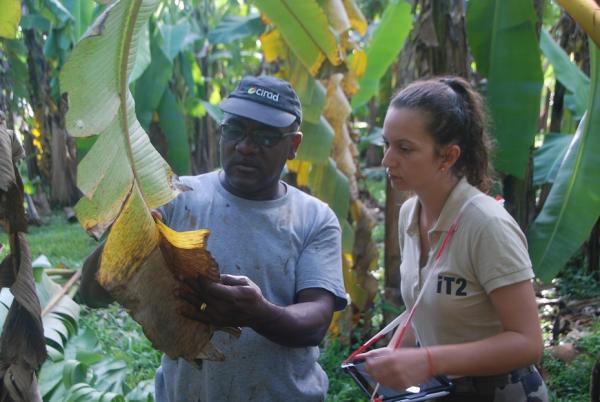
[{"xmin": 451, "ymin": 365, "xmax": 536, "ymax": 394}]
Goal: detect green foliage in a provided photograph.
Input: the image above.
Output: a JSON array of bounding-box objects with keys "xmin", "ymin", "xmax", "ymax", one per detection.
[
  {"xmin": 529, "ymin": 43, "xmax": 600, "ymax": 283},
  {"xmin": 320, "ymin": 338, "xmax": 363, "ymax": 402},
  {"xmin": 467, "ymin": 0, "xmax": 543, "ymax": 178},
  {"xmin": 533, "ymin": 133, "xmax": 572, "ymax": 186},
  {"xmin": 78, "ymin": 305, "xmax": 162, "ymax": 391},
  {"xmin": 540, "ymin": 28, "xmax": 590, "ymax": 118},
  {"xmin": 208, "ymin": 14, "xmax": 264, "ymax": 45},
  {"xmin": 351, "ymin": 0, "xmax": 412, "ymax": 109},
  {"xmin": 544, "ymin": 320, "xmax": 600, "ymax": 402},
  {"xmin": 554, "ymin": 254, "xmax": 600, "ymax": 300}
]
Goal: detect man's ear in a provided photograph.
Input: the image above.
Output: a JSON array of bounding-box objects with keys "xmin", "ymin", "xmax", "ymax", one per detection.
[{"xmin": 288, "ymin": 132, "xmax": 303, "ymax": 160}]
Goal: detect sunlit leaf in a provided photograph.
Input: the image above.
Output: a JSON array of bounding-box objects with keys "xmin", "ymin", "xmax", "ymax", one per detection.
[
  {"xmin": 0, "ymin": 0, "xmax": 21, "ymax": 40},
  {"xmin": 351, "ymin": 0, "xmax": 412, "ymax": 109},
  {"xmin": 254, "ymin": 0, "xmax": 341, "ymax": 75},
  {"xmin": 342, "ymin": 0, "xmax": 367, "ymax": 36}
]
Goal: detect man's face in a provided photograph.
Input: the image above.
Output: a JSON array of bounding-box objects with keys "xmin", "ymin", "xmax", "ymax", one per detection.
[{"xmin": 219, "ymin": 114, "xmax": 301, "ymax": 200}]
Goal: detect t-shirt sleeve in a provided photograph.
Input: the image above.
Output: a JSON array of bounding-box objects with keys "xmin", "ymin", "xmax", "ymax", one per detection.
[
  {"xmin": 471, "ymin": 214, "xmax": 535, "ymax": 294},
  {"xmin": 295, "ymin": 209, "xmax": 347, "ymax": 311}
]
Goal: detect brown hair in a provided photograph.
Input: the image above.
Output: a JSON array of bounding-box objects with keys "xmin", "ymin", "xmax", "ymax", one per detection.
[{"xmin": 389, "ymin": 76, "xmax": 494, "ymax": 192}]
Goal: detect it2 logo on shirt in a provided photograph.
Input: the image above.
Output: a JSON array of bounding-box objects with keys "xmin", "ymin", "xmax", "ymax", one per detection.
[{"xmin": 436, "ymin": 274, "xmax": 467, "ymax": 296}]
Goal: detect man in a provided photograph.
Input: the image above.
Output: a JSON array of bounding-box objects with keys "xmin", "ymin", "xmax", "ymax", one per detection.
[{"xmin": 81, "ymin": 75, "xmax": 347, "ymax": 401}]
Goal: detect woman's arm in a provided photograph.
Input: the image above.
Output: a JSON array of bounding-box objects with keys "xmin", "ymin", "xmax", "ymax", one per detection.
[{"xmin": 361, "ymin": 279, "xmax": 542, "ymax": 390}]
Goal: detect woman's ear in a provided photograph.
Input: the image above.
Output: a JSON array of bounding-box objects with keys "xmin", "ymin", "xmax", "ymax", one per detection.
[
  {"xmin": 440, "ymin": 144, "xmax": 461, "ymax": 171},
  {"xmin": 288, "ymin": 132, "xmax": 303, "ymax": 160}
]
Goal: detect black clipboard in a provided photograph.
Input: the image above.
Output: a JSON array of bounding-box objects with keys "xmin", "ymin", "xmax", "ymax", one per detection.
[{"xmin": 341, "ymin": 360, "xmax": 454, "ymax": 401}]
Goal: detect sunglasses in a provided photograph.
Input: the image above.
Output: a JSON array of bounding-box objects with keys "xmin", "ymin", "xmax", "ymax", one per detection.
[{"xmin": 219, "ymin": 122, "xmax": 298, "ymax": 147}]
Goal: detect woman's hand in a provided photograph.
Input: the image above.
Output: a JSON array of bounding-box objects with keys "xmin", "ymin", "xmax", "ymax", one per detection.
[{"xmin": 358, "ymin": 347, "xmax": 433, "ymax": 391}]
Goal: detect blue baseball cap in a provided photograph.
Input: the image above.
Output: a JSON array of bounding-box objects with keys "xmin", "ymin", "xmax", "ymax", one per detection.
[{"xmin": 219, "ymin": 75, "xmax": 302, "ymax": 128}]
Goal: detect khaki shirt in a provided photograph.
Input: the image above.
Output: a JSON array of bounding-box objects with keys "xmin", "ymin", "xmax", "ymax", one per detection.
[{"xmin": 399, "ymin": 178, "xmax": 534, "ymax": 347}]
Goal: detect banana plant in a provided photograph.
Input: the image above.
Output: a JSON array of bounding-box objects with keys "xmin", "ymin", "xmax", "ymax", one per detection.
[
  {"xmin": 0, "ymin": 264, "xmax": 153, "ymax": 402},
  {"xmin": 61, "ymin": 0, "xmax": 233, "ymax": 363},
  {"xmin": 528, "ymin": 40, "xmax": 600, "ymax": 283}
]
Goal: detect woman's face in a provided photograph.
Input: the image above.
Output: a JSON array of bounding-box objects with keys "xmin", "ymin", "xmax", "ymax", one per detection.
[{"xmin": 382, "ymin": 107, "xmax": 449, "ymax": 193}]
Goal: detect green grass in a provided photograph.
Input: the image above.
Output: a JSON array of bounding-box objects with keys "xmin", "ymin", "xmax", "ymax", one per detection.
[{"xmin": 0, "ymin": 212, "xmax": 97, "ymax": 269}]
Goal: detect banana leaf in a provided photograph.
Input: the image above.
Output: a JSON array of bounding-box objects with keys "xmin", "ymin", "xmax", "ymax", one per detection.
[
  {"xmin": 528, "ymin": 41, "xmax": 600, "ymax": 282},
  {"xmin": 0, "ymin": 0, "xmax": 21, "ymax": 38},
  {"xmin": 208, "ymin": 14, "xmax": 265, "ymax": 44},
  {"xmin": 533, "ymin": 133, "xmax": 571, "ymax": 186},
  {"xmin": 60, "ymin": 0, "xmax": 183, "ymax": 280},
  {"xmin": 540, "ymin": 28, "xmax": 590, "ymax": 118},
  {"xmin": 466, "ymin": 0, "xmax": 543, "ymax": 178},
  {"xmin": 254, "ymin": 0, "xmax": 342, "ymax": 75},
  {"xmin": 351, "ymin": 0, "xmax": 412, "ymax": 109}
]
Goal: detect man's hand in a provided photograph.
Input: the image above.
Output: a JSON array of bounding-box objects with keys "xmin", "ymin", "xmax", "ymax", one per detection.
[
  {"xmin": 176, "ymin": 274, "xmax": 277, "ymax": 329},
  {"xmin": 175, "ymin": 274, "xmax": 335, "ymax": 347}
]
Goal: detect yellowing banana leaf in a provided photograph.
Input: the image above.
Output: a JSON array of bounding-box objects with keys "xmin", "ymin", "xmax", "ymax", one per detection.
[
  {"xmin": 556, "ymin": 0, "xmax": 600, "ymax": 49},
  {"xmin": 528, "ymin": 42, "xmax": 600, "ymax": 282},
  {"xmin": 322, "ymin": 0, "xmax": 351, "ymax": 35},
  {"xmin": 288, "ymin": 54, "xmax": 327, "ymax": 124},
  {"xmin": 60, "ymin": 0, "xmax": 184, "ymax": 281},
  {"xmin": 351, "ymin": 0, "xmax": 412, "ymax": 109},
  {"xmin": 342, "ymin": 0, "xmax": 367, "ymax": 36},
  {"xmin": 254, "ymin": 0, "xmax": 342, "ymax": 75},
  {"xmin": 466, "ymin": 0, "xmax": 543, "ymax": 178},
  {"xmin": 259, "ymin": 29, "xmax": 286, "ymax": 63},
  {"xmin": 0, "ymin": 0, "xmax": 22, "ymax": 39}
]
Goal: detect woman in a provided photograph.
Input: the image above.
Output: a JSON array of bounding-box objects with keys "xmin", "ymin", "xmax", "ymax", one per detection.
[{"xmin": 359, "ymin": 77, "xmax": 548, "ymax": 401}]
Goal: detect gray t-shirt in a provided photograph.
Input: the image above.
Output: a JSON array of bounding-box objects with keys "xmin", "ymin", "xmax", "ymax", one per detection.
[{"xmin": 154, "ymin": 171, "xmax": 347, "ymax": 402}]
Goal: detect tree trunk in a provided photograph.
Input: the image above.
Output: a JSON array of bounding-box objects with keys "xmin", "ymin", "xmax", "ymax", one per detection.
[
  {"xmin": 588, "ymin": 218, "xmax": 600, "ymax": 274},
  {"xmin": 384, "ymin": 180, "xmax": 404, "ymax": 309},
  {"xmin": 23, "ymin": 26, "xmax": 78, "ymax": 206}
]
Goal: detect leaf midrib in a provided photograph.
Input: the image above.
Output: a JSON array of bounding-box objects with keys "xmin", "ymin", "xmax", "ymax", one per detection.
[
  {"xmin": 280, "ymin": 0, "xmax": 332, "ymax": 63},
  {"xmin": 120, "ymin": 0, "xmax": 142, "ymax": 190}
]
